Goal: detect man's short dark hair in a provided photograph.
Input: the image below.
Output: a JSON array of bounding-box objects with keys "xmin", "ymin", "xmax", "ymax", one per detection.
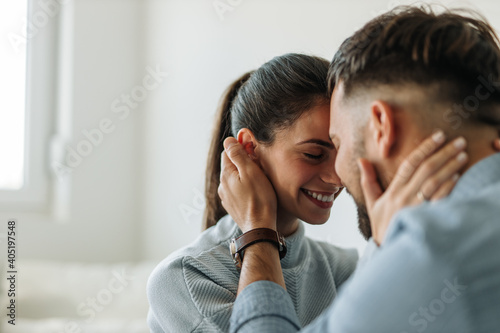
[{"xmin": 328, "ymin": 5, "xmax": 500, "ymax": 126}]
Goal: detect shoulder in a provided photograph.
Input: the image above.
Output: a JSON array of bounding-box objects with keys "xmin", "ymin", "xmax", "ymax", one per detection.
[
  {"xmin": 147, "ymin": 215, "xmax": 240, "ymax": 331},
  {"xmin": 148, "ymin": 215, "xmax": 240, "ymax": 293},
  {"xmin": 168, "ymin": 215, "xmax": 240, "ymax": 260},
  {"xmin": 303, "ymin": 237, "xmax": 359, "ymax": 284},
  {"xmin": 391, "ymin": 191, "xmax": 500, "ymax": 254},
  {"xmin": 382, "ymin": 179, "xmax": 500, "ymax": 333},
  {"xmin": 385, "ymin": 185, "xmax": 500, "ymax": 297}
]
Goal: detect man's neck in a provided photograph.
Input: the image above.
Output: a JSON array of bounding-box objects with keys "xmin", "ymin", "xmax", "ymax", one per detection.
[
  {"xmin": 460, "ymin": 138, "xmax": 498, "ymax": 174},
  {"xmin": 381, "ymin": 126, "xmax": 499, "ymax": 190}
]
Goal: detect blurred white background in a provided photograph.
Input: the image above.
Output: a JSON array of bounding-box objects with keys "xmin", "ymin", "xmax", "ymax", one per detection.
[{"xmin": 1, "ymin": 0, "xmax": 499, "ymax": 332}]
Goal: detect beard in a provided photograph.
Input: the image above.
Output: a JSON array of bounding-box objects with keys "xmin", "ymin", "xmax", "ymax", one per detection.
[
  {"xmin": 348, "ymin": 131, "xmax": 381, "ymax": 240},
  {"xmin": 356, "ymin": 201, "xmax": 372, "ymax": 240},
  {"xmin": 345, "ymin": 187, "xmax": 372, "ymax": 240}
]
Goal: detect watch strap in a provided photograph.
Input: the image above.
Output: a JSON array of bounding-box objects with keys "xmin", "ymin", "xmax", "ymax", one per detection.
[{"xmin": 229, "ymin": 228, "xmax": 287, "ymax": 269}]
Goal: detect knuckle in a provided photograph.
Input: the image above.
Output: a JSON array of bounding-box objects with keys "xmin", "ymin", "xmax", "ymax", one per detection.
[
  {"xmin": 401, "ymin": 166, "xmax": 413, "ymax": 180},
  {"xmin": 425, "ymin": 178, "xmax": 439, "ymax": 193},
  {"xmin": 226, "ymin": 144, "xmax": 243, "ymax": 158},
  {"xmin": 422, "ymin": 140, "xmax": 436, "ymax": 154},
  {"xmin": 397, "ymin": 161, "xmax": 413, "ymax": 179},
  {"xmin": 413, "ymin": 141, "xmax": 435, "ymax": 161},
  {"xmin": 217, "ymin": 184, "xmax": 224, "ymax": 197},
  {"xmin": 405, "ymin": 155, "xmax": 420, "ymax": 168},
  {"xmin": 420, "ymin": 162, "xmax": 434, "ymax": 175},
  {"xmin": 219, "ymin": 168, "xmax": 226, "ymax": 181}
]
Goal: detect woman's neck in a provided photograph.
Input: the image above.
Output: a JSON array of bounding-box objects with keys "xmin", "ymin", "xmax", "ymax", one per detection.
[{"xmin": 276, "ymin": 209, "xmax": 299, "ymax": 237}]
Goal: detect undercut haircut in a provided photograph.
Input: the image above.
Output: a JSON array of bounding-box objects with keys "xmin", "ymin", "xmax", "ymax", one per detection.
[{"xmin": 327, "ymin": 5, "xmax": 500, "ymax": 126}]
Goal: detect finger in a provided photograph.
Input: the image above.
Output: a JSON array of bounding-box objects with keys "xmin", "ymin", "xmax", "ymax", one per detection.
[
  {"xmin": 429, "ymin": 177, "xmax": 459, "ymax": 202},
  {"xmin": 217, "ymin": 183, "xmax": 225, "ymax": 204},
  {"xmin": 419, "ymin": 151, "xmax": 467, "ymax": 199},
  {"xmin": 404, "ymin": 136, "xmax": 466, "ymax": 197},
  {"xmin": 223, "ymin": 137, "xmax": 253, "ymax": 179},
  {"xmin": 358, "ymin": 158, "xmax": 383, "ymax": 209},
  {"xmin": 223, "ymin": 136, "xmax": 239, "ymax": 150},
  {"xmin": 220, "ymin": 150, "xmax": 239, "ymax": 181},
  {"xmin": 392, "ymin": 130, "xmax": 446, "ymax": 188}
]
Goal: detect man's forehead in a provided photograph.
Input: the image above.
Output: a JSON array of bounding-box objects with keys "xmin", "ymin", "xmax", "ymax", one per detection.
[
  {"xmin": 329, "ymin": 82, "xmax": 347, "ymax": 136},
  {"xmin": 330, "ymin": 82, "xmax": 347, "ymax": 117},
  {"xmin": 331, "ymin": 81, "xmax": 346, "ymax": 103}
]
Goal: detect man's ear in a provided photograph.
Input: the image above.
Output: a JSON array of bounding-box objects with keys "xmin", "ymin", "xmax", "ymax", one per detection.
[
  {"xmin": 236, "ymin": 128, "xmax": 258, "ymax": 160},
  {"xmin": 368, "ymin": 100, "xmax": 396, "ymax": 158}
]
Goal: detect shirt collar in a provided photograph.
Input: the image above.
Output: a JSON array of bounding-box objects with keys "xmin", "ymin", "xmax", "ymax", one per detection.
[{"xmin": 449, "ymin": 152, "xmax": 500, "ymax": 200}]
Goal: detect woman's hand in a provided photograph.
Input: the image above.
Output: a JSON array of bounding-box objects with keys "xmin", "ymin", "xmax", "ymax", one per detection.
[
  {"xmin": 218, "ymin": 137, "xmax": 277, "ymax": 233},
  {"xmin": 358, "ymin": 131, "xmax": 470, "ymax": 245}
]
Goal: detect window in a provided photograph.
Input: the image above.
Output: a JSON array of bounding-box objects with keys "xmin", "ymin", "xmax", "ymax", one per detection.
[
  {"xmin": 0, "ymin": 0, "xmax": 58, "ymax": 212},
  {"xmin": 1, "ymin": 1, "xmax": 27, "ymax": 190}
]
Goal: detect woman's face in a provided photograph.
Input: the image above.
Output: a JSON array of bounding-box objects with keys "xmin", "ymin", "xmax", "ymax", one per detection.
[{"xmin": 257, "ymin": 102, "xmax": 343, "ymax": 226}]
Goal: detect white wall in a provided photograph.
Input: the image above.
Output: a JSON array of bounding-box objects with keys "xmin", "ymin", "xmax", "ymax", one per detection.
[
  {"xmin": 5, "ymin": 0, "xmax": 500, "ymax": 263},
  {"xmin": 140, "ymin": 0, "xmax": 369, "ymax": 260},
  {"xmin": 140, "ymin": 0, "xmax": 500, "ymax": 260}
]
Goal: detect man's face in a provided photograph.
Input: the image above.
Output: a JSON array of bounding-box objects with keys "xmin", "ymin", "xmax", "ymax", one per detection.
[{"xmin": 329, "ymin": 82, "xmax": 372, "ymax": 239}]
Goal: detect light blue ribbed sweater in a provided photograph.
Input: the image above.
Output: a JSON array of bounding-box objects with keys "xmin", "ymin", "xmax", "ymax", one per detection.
[{"xmin": 147, "ymin": 215, "xmax": 358, "ymax": 333}]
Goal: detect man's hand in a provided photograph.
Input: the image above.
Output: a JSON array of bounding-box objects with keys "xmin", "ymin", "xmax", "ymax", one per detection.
[{"xmin": 218, "ymin": 137, "xmax": 277, "ymax": 233}]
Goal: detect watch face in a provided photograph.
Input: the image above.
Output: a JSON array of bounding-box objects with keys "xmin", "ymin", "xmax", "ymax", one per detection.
[
  {"xmin": 229, "ymin": 239, "xmax": 242, "ymax": 270},
  {"xmin": 234, "ymin": 253, "xmax": 242, "ymax": 270},
  {"xmin": 229, "ymin": 239, "xmax": 236, "ymax": 256},
  {"xmin": 278, "ymin": 235, "xmax": 287, "ymax": 259}
]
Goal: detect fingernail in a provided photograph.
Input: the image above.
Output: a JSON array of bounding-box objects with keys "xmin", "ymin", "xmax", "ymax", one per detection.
[
  {"xmin": 454, "ymin": 137, "xmax": 466, "ymax": 149},
  {"xmin": 432, "ymin": 130, "xmax": 445, "ymax": 143},
  {"xmin": 457, "ymin": 151, "xmax": 467, "ymax": 162},
  {"xmin": 452, "ymin": 173, "xmax": 460, "ymax": 182}
]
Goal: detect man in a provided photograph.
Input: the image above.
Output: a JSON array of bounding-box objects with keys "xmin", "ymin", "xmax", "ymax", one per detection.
[{"xmin": 218, "ymin": 6, "xmax": 500, "ymax": 333}]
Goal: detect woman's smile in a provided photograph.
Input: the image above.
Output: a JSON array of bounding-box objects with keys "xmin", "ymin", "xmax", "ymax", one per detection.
[{"xmin": 301, "ymin": 188, "xmax": 341, "ymax": 209}]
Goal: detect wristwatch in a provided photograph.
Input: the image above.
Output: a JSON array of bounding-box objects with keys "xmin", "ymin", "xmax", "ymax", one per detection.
[{"xmin": 229, "ymin": 228, "xmax": 287, "ymax": 269}]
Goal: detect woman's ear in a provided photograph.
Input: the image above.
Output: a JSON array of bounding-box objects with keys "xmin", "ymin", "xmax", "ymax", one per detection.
[{"xmin": 237, "ymin": 128, "xmax": 258, "ymax": 160}]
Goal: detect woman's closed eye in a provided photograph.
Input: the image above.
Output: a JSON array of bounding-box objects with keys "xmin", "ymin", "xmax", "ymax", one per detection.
[{"xmin": 304, "ymin": 153, "xmax": 324, "ymax": 160}]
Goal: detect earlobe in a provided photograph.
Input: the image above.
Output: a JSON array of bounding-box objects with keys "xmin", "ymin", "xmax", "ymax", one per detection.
[
  {"xmin": 370, "ymin": 101, "xmax": 396, "ymax": 158},
  {"xmin": 236, "ymin": 128, "xmax": 258, "ymax": 160}
]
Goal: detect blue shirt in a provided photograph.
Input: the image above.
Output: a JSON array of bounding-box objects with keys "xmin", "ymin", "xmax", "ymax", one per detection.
[{"xmin": 230, "ymin": 153, "xmax": 500, "ymax": 333}]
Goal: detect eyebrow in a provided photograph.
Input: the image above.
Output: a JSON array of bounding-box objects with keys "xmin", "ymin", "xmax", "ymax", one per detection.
[{"xmin": 296, "ymin": 139, "xmax": 334, "ymax": 149}]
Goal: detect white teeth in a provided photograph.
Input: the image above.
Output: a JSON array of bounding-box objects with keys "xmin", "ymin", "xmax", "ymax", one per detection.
[
  {"xmin": 304, "ymin": 190, "xmax": 335, "ymax": 203},
  {"xmin": 308, "ymin": 190, "xmax": 318, "ymax": 199}
]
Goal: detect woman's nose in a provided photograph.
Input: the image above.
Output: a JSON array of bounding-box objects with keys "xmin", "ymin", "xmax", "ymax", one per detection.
[{"xmin": 320, "ymin": 161, "xmax": 342, "ymax": 185}]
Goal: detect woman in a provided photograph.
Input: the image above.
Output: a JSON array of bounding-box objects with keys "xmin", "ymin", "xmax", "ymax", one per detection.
[{"xmin": 146, "ymin": 53, "xmax": 472, "ymax": 333}]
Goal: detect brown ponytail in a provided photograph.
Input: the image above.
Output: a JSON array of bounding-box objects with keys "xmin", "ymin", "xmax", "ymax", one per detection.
[{"xmin": 203, "ymin": 71, "xmax": 254, "ymax": 230}]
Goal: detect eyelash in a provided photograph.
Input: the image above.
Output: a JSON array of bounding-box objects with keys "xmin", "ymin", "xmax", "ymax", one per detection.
[{"xmin": 304, "ymin": 153, "xmax": 324, "ymax": 160}]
